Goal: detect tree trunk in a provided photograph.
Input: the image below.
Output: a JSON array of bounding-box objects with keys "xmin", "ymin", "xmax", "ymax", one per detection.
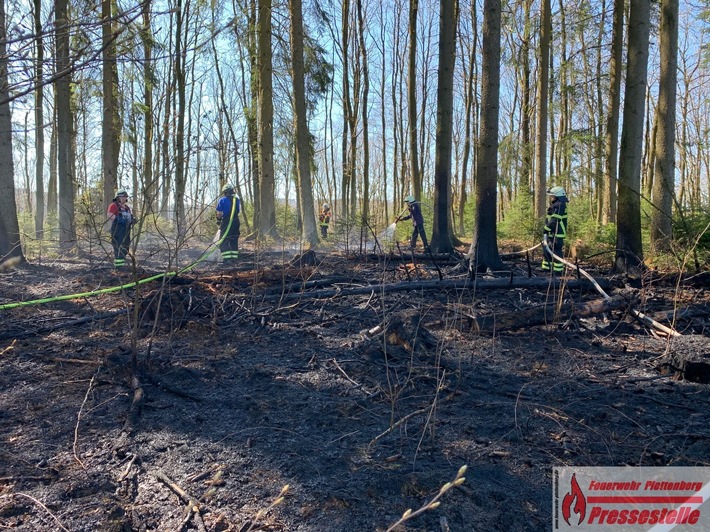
[
  {"xmin": 356, "ymin": 0, "xmax": 370, "ymax": 226},
  {"xmin": 534, "ymin": 0, "xmax": 550, "ymax": 218},
  {"xmin": 102, "ymin": 0, "xmax": 121, "ymax": 209},
  {"xmin": 407, "ymin": 0, "xmax": 421, "ymax": 202},
  {"xmin": 141, "ymin": 1, "xmax": 156, "ymax": 215},
  {"xmin": 174, "ymin": 0, "xmax": 187, "ymax": 238},
  {"xmin": 430, "ymin": 0, "xmax": 457, "ymax": 254},
  {"xmin": 458, "ymin": 0, "xmax": 477, "ymax": 235},
  {"xmin": 650, "ymin": 0, "xmax": 678, "ymax": 253},
  {"xmin": 289, "ymin": 0, "xmax": 318, "ymax": 247},
  {"xmin": 615, "ymin": 0, "xmax": 650, "ymax": 274},
  {"xmin": 47, "ymin": 110, "xmax": 57, "ymax": 219},
  {"xmin": 55, "ymin": 0, "xmax": 76, "ymax": 253},
  {"xmin": 33, "ymin": 0, "xmax": 45, "ymax": 240},
  {"xmin": 0, "ymin": 0, "xmax": 24, "ymax": 263},
  {"xmin": 341, "ymin": 0, "xmax": 351, "ymax": 219},
  {"xmin": 258, "ymin": 0, "xmax": 278, "ymax": 237},
  {"xmin": 602, "ymin": 0, "xmax": 624, "ymax": 225},
  {"xmin": 470, "ymin": 0, "xmax": 503, "ymax": 271}
]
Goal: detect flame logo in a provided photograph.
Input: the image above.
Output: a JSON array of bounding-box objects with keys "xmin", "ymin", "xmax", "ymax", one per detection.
[{"xmin": 562, "ymin": 473, "xmax": 586, "ymax": 526}]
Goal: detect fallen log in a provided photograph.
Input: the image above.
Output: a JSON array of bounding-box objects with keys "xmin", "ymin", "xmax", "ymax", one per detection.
[
  {"xmin": 453, "ymin": 294, "xmax": 629, "ymax": 333},
  {"xmin": 259, "ymin": 276, "xmax": 614, "ymax": 302}
]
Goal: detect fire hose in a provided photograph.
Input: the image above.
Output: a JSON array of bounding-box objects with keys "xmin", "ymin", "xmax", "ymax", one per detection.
[{"xmin": 0, "ymin": 194, "xmax": 238, "ymax": 312}]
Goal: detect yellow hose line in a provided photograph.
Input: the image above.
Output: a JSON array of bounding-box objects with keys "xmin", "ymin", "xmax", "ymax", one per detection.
[{"xmin": 0, "ymin": 196, "xmax": 238, "ymax": 312}]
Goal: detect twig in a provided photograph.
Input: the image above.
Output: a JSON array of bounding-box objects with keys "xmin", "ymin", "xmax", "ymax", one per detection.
[
  {"xmin": 330, "ymin": 358, "xmax": 361, "ymax": 387},
  {"xmin": 385, "ymin": 465, "xmax": 467, "ymax": 532},
  {"xmin": 117, "ymin": 454, "xmax": 138, "ymax": 482},
  {"xmin": 0, "ymin": 493, "xmax": 70, "ymax": 532},
  {"xmin": 245, "ymin": 484, "xmax": 289, "ymax": 532},
  {"xmin": 154, "ymin": 470, "xmax": 207, "ymax": 532},
  {"xmin": 369, "ymin": 407, "xmax": 429, "ymax": 447},
  {"xmin": 74, "ymin": 366, "xmax": 101, "ymax": 470}
]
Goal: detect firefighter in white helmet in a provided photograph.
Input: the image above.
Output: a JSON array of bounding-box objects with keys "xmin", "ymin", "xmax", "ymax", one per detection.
[{"xmin": 542, "ymin": 186, "xmax": 569, "ymax": 273}]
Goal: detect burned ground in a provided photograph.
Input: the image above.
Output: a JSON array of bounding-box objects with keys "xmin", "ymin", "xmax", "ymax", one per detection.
[{"xmin": 0, "ymin": 244, "xmax": 709, "ymax": 531}]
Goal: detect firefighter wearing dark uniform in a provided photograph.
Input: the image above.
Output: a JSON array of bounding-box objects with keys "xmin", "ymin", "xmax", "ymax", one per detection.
[
  {"xmin": 216, "ymin": 184, "xmax": 240, "ymax": 263},
  {"xmin": 542, "ymin": 186, "xmax": 569, "ymax": 273},
  {"xmin": 397, "ymin": 195, "xmax": 429, "ymax": 251},
  {"xmin": 319, "ymin": 203, "xmax": 331, "ymax": 239},
  {"xmin": 107, "ymin": 189, "xmax": 135, "ymax": 269}
]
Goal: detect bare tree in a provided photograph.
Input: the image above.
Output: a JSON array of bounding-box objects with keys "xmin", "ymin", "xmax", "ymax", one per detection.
[
  {"xmin": 650, "ymin": 0, "xmax": 679, "ymax": 253},
  {"xmin": 140, "ymin": 1, "xmax": 157, "ymax": 214},
  {"xmin": 534, "ymin": 0, "xmax": 550, "ymax": 218},
  {"xmin": 258, "ymin": 0, "xmax": 277, "ymax": 237},
  {"xmin": 102, "ymin": 0, "xmax": 121, "ymax": 208},
  {"xmin": 615, "ymin": 0, "xmax": 650, "ymax": 273},
  {"xmin": 33, "ymin": 0, "xmax": 45, "ymax": 239},
  {"xmin": 470, "ymin": 0, "xmax": 503, "ymax": 271},
  {"xmin": 56, "ymin": 0, "xmax": 76, "ymax": 253},
  {"xmin": 430, "ymin": 0, "xmax": 457, "ymax": 253},
  {"xmin": 457, "ymin": 0, "xmax": 477, "ymax": 235},
  {"xmin": 407, "ymin": 0, "xmax": 421, "ymax": 201},
  {"xmin": 356, "ymin": 0, "xmax": 370, "ymax": 224},
  {"xmin": 0, "ymin": 0, "xmax": 24, "ymax": 263},
  {"xmin": 289, "ymin": 0, "xmax": 318, "ymax": 247}
]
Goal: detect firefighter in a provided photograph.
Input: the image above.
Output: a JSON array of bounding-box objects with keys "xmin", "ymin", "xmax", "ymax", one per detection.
[
  {"xmin": 319, "ymin": 203, "xmax": 331, "ymax": 239},
  {"xmin": 542, "ymin": 186, "xmax": 569, "ymax": 273},
  {"xmin": 107, "ymin": 189, "xmax": 136, "ymax": 269},
  {"xmin": 396, "ymin": 195, "xmax": 429, "ymax": 251},
  {"xmin": 216, "ymin": 184, "xmax": 240, "ymax": 263}
]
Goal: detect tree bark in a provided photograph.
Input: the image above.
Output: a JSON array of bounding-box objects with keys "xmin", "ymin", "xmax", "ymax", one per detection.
[
  {"xmin": 650, "ymin": 0, "xmax": 678, "ymax": 253},
  {"xmin": 55, "ymin": 0, "xmax": 76, "ymax": 253},
  {"xmin": 289, "ymin": 0, "xmax": 318, "ymax": 247},
  {"xmin": 0, "ymin": 0, "xmax": 24, "ymax": 263},
  {"xmin": 615, "ymin": 0, "xmax": 650, "ymax": 274},
  {"xmin": 430, "ymin": 0, "xmax": 457, "ymax": 254},
  {"xmin": 470, "ymin": 0, "xmax": 503, "ymax": 271},
  {"xmin": 407, "ymin": 0, "xmax": 421, "ymax": 202},
  {"xmin": 33, "ymin": 0, "xmax": 45, "ymax": 240},
  {"xmin": 102, "ymin": 0, "xmax": 121, "ymax": 210},
  {"xmin": 258, "ymin": 0, "xmax": 278, "ymax": 237},
  {"xmin": 534, "ymin": 0, "xmax": 550, "ymax": 218}
]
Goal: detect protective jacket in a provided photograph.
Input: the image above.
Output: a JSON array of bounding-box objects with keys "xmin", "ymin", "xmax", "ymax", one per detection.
[
  {"xmin": 400, "ymin": 202, "xmax": 424, "ymax": 227},
  {"xmin": 108, "ymin": 201, "xmax": 135, "ymax": 268},
  {"xmin": 216, "ymin": 194, "xmax": 241, "ymax": 262},
  {"xmin": 542, "ymin": 196, "xmax": 568, "ymax": 272}
]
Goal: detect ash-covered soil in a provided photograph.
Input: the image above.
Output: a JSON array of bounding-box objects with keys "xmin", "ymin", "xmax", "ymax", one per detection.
[{"xmin": 1, "ymin": 243, "xmax": 709, "ymax": 531}]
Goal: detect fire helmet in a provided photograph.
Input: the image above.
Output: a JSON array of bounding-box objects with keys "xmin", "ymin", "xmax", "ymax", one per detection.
[{"xmin": 547, "ymin": 186, "xmax": 566, "ymax": 197}]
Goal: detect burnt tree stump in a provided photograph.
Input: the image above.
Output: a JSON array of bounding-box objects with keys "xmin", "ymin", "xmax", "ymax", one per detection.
[{"xmin": 659, "ymin": 337, "xmax": 710, "ymax": 384}]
